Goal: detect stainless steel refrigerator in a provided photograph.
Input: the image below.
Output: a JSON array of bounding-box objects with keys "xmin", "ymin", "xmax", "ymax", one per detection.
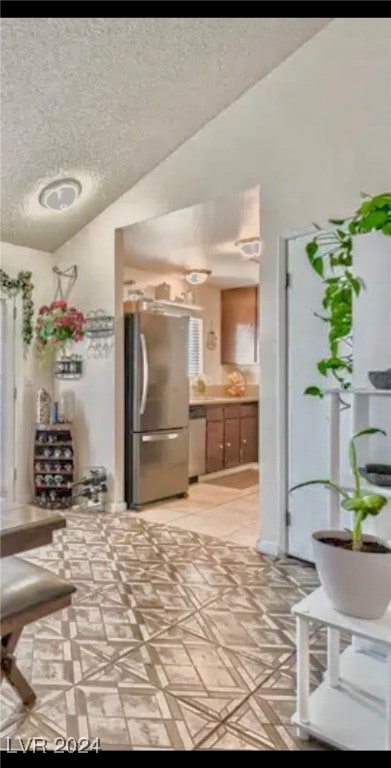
[{"xmin": 124, "ymin": 311, "xmax": 190, "ymax": 509}]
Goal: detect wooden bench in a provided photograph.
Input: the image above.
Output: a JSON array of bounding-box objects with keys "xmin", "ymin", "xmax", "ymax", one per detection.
[{"xmin": 1, "ymin": 557, "xmax": 76, "ymax": 706}]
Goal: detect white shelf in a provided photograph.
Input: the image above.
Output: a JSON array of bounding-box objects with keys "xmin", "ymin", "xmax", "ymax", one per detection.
[
  {"xmin": 292, "ymin": 589, "xmax": 390, "ymax": 750},
  {"xmin": 337, "ymin": 645, "xmax": 387, "ymax": 701},
  {"xmin": 292, "ymin": 674, "xmax": 386, "ymax": 751},
  {"xmin": 324, "ymin": 388, "xmax": 391, "ymax": 396},
  {"xmin": 292, "ymin": 587, "xmax": 391, "ymax": 646},
  {"xmin": 154, "ymin": 299, "xmax": 204, "ymax": 312}
]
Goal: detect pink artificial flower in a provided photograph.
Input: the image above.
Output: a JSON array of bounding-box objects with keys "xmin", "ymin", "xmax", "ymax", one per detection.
[
  {"xmin": 61, "ymin": 316, "xmax": 72, "ymax": 327},
  {"xmin": 51, "ymin": 299, "xmax": 68, "ymax": 311},
  {"xmin": 39, "ymin": 305, "xmax": 50, "ymax": 315}
]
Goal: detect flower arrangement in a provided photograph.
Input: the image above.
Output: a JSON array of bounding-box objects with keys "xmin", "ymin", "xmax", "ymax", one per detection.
[{"xmin": 34, "ymin": 299, "xmax": 86, "ymax": 355}]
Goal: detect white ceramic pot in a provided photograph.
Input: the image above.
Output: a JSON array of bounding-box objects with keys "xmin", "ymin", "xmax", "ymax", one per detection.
[{"xmin": 312, "ymin": 530, "xmax": 391, "ymax": 620}]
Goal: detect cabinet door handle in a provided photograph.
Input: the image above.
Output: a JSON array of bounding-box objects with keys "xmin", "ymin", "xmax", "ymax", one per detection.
[
  {"xmin": 219, "ymin": 444, "xmax": 224, "ymax": 450},
  {"xmin": 226, "ymin": 442, "xmax": 231, "ymax": 448},
  {"xmin": 242, "ymin": 438, "xmax": 247, "ymax": 444}
]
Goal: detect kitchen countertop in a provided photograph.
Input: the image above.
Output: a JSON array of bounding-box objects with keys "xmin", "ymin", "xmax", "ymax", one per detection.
[{"xmin": 189, "ymin": 396, "xmax": 258, "ymax": 406}]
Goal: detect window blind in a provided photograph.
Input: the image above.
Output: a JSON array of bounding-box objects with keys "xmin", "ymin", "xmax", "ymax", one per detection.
[{"xmin": 188, "ymin": 316, "xmax": 204, "ymax": 378}]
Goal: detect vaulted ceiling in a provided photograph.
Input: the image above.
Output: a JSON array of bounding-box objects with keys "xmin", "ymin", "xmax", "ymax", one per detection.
[{"xmin": 1, "ymin": 18, "xmax": 331, "ymax": 252}]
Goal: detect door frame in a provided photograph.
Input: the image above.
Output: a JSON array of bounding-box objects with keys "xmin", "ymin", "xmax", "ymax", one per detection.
[
  {"xmin": 0, "ymin": 294, "xmax": 17, "ymax": 501},
  {"xmin": 280, "ymin": 230, "xmax": 317, "ymax": 558}
]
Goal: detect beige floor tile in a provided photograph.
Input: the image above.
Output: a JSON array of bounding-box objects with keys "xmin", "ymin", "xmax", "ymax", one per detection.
[
  {"xmin": 189, "ymin": 484, "xmax": 243, "ymax": 504},
  {"xmin": 171, "ymin": 505, "xmax": 254, "ymax": 538},
  {"xmin": 139, "ymin": 507, "xmax": 194, "ymax": 524},
  {"xmin": 169, "ymin": 515, "xmax": 242, "ymax": 538},
  {"xmin": 223, "ymin": 529, "xmax": 259, "ymax": 547}
]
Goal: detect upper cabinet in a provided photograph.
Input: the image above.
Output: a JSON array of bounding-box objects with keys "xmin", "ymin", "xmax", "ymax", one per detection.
[{"xmin": 221, "ymin": 286, "xmax": 259, "ymax": 365}]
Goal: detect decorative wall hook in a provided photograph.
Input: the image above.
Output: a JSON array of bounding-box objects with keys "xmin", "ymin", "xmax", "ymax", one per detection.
[{"xmin": 52, "ymin": 265, "xmax": 78, "ymax": 299}]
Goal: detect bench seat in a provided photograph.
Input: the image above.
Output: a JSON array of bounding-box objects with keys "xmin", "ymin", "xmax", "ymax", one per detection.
[
  {"xmin": 1, "ymin": 556, "xmax": 75, "ymax": 628},
  {"xmin": 1, "ymin": 556, "xmax": 75, "ymax": 705}
]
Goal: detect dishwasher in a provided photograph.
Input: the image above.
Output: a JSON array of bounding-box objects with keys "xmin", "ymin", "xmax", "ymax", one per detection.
[{"xmin": 189, "ymin": 405, "xmax": 206, "ymax": 480}]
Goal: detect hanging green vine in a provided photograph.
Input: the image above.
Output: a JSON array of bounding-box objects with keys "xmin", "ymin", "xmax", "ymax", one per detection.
[
  {"xmin": 0, "ymin": 269, "xmax": 34, "ymax": 346},
  {"xmin": 305, "ymin": 192, "xmax": 391, "ymax": 397}
]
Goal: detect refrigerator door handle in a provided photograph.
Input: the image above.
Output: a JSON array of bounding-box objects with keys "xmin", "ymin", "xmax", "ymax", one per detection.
[
  {"xmin": 142, "ymin": 433, "xmax": 179, "ymax": 442},
  {"xmin": 140, "ymin": 333, "xmax": 149, "ymax": 415}
]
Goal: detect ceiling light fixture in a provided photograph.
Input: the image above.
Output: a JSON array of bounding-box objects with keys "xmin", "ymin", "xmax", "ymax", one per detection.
[
  {"xmin": 184, "ymin": 269, "xmax": 211, "ymax": 286},
  {"xmin": 39, "ymin": 178, "xmax": 82, "ymax": 212},
  {"xmin": 235, "ymin": 237, "xmax": 263, "ymax": 262}
]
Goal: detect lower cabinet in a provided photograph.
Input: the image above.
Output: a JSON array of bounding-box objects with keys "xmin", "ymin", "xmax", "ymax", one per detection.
[
  {"xmin": 205, "ymin": 419, "xmax": 224, "ymax": 474},
  {"xmin": 205, "ymin": 403, "xmax": 258, "ymax": 474}
]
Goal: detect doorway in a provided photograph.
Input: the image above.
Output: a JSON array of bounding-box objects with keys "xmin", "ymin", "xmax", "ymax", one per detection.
[{"xmin": 115, "ymin": 187, "xmax": 261, "ymax": 542}]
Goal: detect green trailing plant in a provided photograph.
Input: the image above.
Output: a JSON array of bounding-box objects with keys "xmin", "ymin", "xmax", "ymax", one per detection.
[
  {"xmin": 304, "ymin": 192, "xmax": 391, "ymax": 398},
  {"xmin": 0, "ymin": 269, "xmax": 34, "ymax": 346},
  {"xmin": 290, "ymin": 428, "xmax": 388, "ymax": 551}
]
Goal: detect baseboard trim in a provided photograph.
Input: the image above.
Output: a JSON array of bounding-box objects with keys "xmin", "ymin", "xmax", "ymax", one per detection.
[
  {"xmin": 105, "ymin": 501, "xmax": 127, "ymax": 513},
  {"xmin": 256, "ymin": 538, "xmax": 283, "ymax": 558}
]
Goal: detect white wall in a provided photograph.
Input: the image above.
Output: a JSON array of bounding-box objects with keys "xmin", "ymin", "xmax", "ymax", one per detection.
[
  {"xmin": 53, "ymin": 19, "xmax": 391, "ymax": 547},
  {"xmin": 0, "ymin": 242, "xmax": 53, "ymax": 501},
  {"xmin": 353, "ymin": 231, "xmax": 391, "ymax": 467}
]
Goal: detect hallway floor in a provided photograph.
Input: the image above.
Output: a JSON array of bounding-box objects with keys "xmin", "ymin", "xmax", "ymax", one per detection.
[
  {"xmin": 136, "ymin": 477, "xmax": 259, "ymax": 547},
  {"xmin": 0, "ymin": 505, "xmax": 327, "ymax": 751}
]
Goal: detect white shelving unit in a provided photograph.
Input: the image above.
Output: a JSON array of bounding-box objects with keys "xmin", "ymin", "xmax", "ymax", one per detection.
[
  {"xmin": 292, "ymin": 387, "xmax": 391, "ymax": 750},
  {"xmin": 292, "ymin": 588, "xmax": 391, "ymax": 751},
  {"xmin": 324, "ymin": 387, "xmax": 391, "ymax": 532}
]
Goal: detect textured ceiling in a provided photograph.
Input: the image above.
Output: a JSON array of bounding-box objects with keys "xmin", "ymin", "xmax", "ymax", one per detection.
[{"xmin": 1, "ymin": 18, "xmax": 331, "ymax": 252}]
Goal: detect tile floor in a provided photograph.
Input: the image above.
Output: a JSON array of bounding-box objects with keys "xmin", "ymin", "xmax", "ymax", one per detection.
[
  {"xmin": 0, "ymin": 500, "xmax": 330, "ymax": 751},
  {"xmin": 137, "ymin": 479, "xmax": 260, "ymax": 546}
]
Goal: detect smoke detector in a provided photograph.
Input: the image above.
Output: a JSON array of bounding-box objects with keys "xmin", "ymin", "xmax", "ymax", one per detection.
[
  {"xmin": 235, "ymin": 237, "xmax": 263, "ymax": 262},
  {"xmin": 39, "ymin": 178, "xmax": 82, "ymax": 212},
  {"xmin": 184, "ymin": 269, "xmax": 211, "ymax": 286}
]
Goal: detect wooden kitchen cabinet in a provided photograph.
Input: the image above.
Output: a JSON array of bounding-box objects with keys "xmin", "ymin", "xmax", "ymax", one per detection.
[
  {"xmin": 224, "ymin": 419, "xmax": 241, "ymax": 468},
  {"xmin": 221, "ymin": 287, "xmax": 258, "ymax": 365},
  {"xmin": 240, "ymin": 415, "xmax": 258, "ymax": 464},
  {"xmin": 205, "ymin": 419, "xmax": 225, "ymax": 473},
  {"xmin": 205, "ymin": 402, "xmax": 258, "ymax": 473}
]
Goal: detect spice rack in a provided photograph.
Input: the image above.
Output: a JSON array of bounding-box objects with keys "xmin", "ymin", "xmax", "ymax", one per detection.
[{"xmin": 33, "ymin": 423, "xmax": 75, "ymax": 509}]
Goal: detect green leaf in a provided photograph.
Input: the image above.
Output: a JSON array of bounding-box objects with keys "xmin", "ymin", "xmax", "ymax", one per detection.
[
  {"xmin": 290, "ymin": 479, "xmax": 350, "ymax": 499},
  {"xmin": 342, "ymin": 497, "xmax": 365, "ymax": 512},
  {"xmin": 317, "ymin": 361, "xmax": 329, "ymax": 377},
  {"xmin": 336, "ymin": 228, "xmax": 348, "ymax": 239},
  {"xmin": 306, "ymin": 241, "xmax": 318, "ymax": 259},
  {"xmin": 353, "ymin": 427, "xmax": 387, "ymax": 441},
  {"xmin": 358, "ymin": 210, "xmax": 389, "ymax": 231},
  {"xmin": 312, "ymin": 257, "xmax": 324, "ymax": 277},
  {"xmin": 382, "ymin": 222, "xmax": 391, "ymax": 236},
  {"xmin": 357, "ymin": 193, "xmax": 391, "ymax": 215},
  {"xmin": 361, "ymin": 494, "xmax": 388, "ymax": 514},
  {"xmin": 329, "ymin": 219, "xmax": 346, "ymax": 225},
  {"xmin": 304, "ymin": 386, "xmax": 323, "ymax": 397}
]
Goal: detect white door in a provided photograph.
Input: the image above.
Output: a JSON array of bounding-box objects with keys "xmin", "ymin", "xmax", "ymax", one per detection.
[
  {"xmin": 0, "ymin": 298, "xmax": 6, "ymax": 496},
  {"xmin": 0, "ymin": 296, "xmax": 16, "ymax": 500},
  {"xmin": 286, "ymin": 233, "xmax": 331, "ymax": 561}
]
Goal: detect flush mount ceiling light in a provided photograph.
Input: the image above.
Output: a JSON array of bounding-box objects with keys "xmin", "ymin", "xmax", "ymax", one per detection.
[
  {"xmin": 235, "ymin": 237, "xmax": 263, "ymax": 262},
  {"xmin": 38, "ymin": 178, "xmax": 82, "ymax": 212},
  {"xmin": 184, "ymin": 269, "xmax": 211, "ymax": 286}
]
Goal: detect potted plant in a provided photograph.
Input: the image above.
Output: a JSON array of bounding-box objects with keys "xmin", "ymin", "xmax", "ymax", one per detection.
[
  {"xmin": 290, "ymin": 428, "xmax": 391, "ymax": 620},
  {"xmin": 304, "ymin": 192, "xmax": 391, "ymax": 398}
]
